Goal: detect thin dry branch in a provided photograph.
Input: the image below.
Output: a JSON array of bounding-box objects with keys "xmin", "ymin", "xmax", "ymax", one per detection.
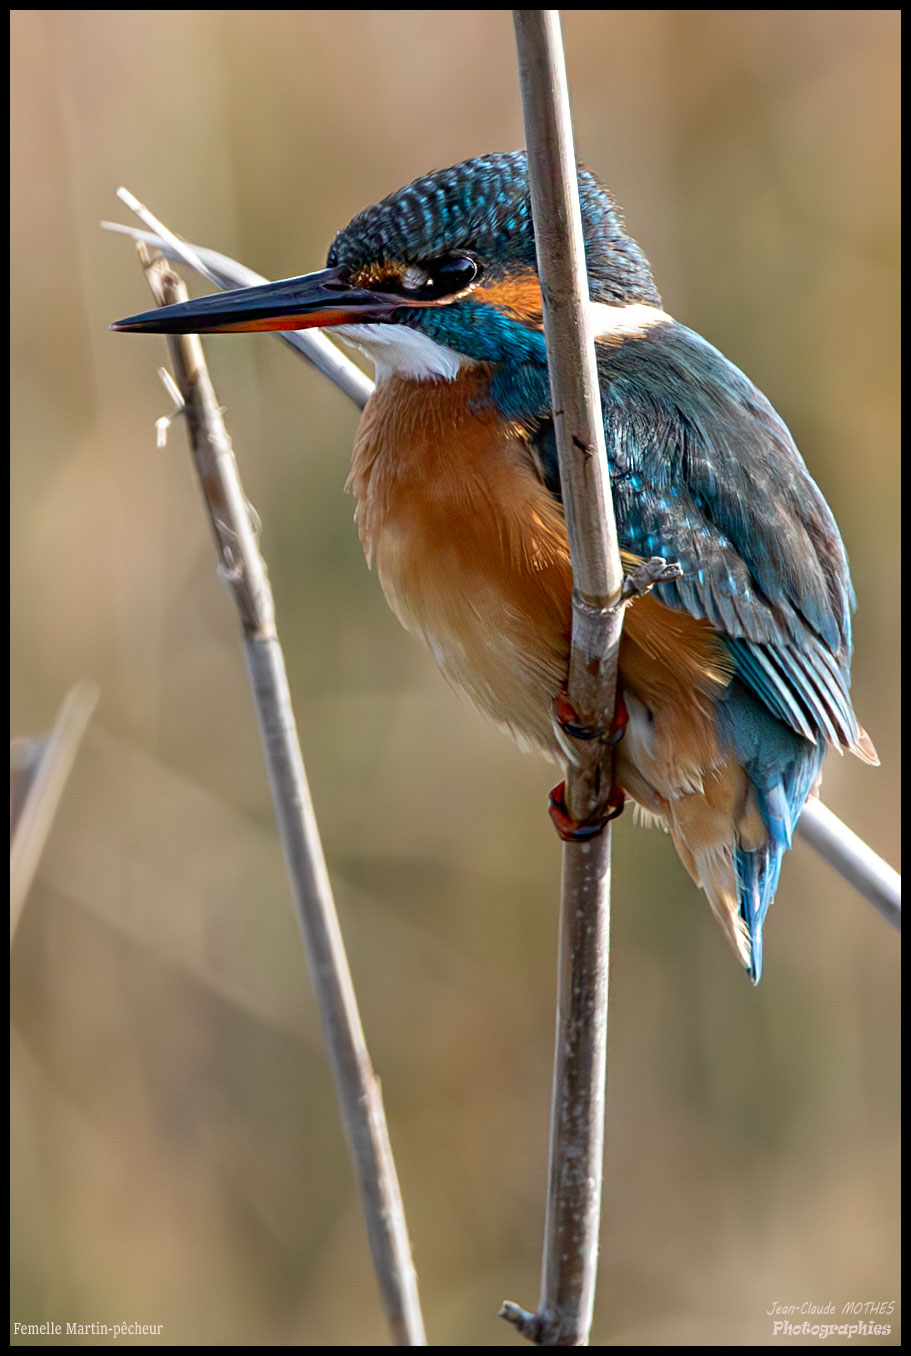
[
  {"xmin": 137, "ymin": 247, "xmax": 425, "ymax": 1347},
  {"xmin": 800, "ymin": 798, "xmax": 900, "ymax": 928},
  {"xmin": 10, "ymin": 680, "xmax": 99, "ymax": 944},
  {"xmin": 495, "ymin": 10, "xmax": 624, "ymax": 1346}
]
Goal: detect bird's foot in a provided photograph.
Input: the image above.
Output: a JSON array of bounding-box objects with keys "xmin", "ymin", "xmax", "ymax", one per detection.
[
  {"xmin": 621, "ymin": 555, "xmax": 684, "ymax": 601},
  {"xmin": 553, "ymin": 690, "xmax": 629, "ymax": 745},
  {"xmin": 548, "ymin": 780, "xmax": 626, "ymax": 842},
  {"xmin": 553, "ymin": 690, "xmax": 599, "ymax": 741}
]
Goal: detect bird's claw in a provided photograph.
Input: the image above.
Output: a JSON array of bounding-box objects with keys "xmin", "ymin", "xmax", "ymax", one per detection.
[
  {"xmin": 548, "ymin": 780, "xmax": 626, "ymax": 842},
  {"xmin": 553, "ymin": 690, "xmax": 629, "ymax": 745},
  {"xmin": 553, "ymin": 690, "xmax": 599, "ymax": 741}
]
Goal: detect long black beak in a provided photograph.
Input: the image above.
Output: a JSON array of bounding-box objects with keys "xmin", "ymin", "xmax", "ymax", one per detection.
[{"xmin": 111, "ymin": 266, "xmax": 400, "ymax": 335}]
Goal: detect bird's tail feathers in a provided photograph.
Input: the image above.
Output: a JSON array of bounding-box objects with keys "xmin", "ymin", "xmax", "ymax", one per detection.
[
  {"xmin": 734, "ymin": 738, "xmax": 828, "ymax": 983},
  {"xmin": 664, "ymin": 745, "xmax": 826, "ymax": 983},
  {"xmin": 692, "ymin": 843, "xmax": 753, "ymax": 973},
  {"xmin": 850, "ymin": 724, "xmax": 880, "ymax": 766}
]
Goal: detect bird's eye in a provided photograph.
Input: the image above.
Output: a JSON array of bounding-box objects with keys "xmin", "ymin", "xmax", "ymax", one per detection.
[
  {"xmin": 389, "ymin": 254, "xmax": 479, "ymax": 301},
  {"xmin": 429, "ymin": 254, "xmax": 479, "ymax": 295},
  {"xmin": 364, "ymin": 253, "xmax": 480, "ymax": 301}
]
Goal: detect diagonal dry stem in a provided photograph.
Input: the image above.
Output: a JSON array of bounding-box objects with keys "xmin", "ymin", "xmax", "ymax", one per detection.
[{"xmin": 136, "ymin": 246, "xmax": 426, "ymax": 1347}]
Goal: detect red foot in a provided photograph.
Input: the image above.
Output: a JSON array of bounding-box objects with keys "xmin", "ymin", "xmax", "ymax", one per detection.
[
  {"xmin": 548, "ymin": 780, "xmax": 626, "ymax": 843},
  {"xmin": 553, "ymin": 690, "xmax": 629, "ymax": 745},
  {"xmin": 553, "ymin": 690, "xmax": 598, "ymax": 741}
]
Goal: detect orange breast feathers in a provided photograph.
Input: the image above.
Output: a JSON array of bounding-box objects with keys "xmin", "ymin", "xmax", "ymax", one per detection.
[
  {"xmin": 348, "ymin": 368, "xmax": 573, "ymax": 752},
  {"xmin": 347, "ymin": 369, "xmax": 744, "ymax": 851}
]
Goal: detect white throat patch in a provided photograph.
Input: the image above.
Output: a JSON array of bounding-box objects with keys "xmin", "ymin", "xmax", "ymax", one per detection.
[{"xmin": 332, "ymin": 322, "xmax": 471, "ymax": 383}]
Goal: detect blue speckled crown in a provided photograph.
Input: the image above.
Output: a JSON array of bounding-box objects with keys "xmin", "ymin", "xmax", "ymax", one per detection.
[{"xmin": 327, "ymin": 151, "xmax": 661, "ymax": 308}]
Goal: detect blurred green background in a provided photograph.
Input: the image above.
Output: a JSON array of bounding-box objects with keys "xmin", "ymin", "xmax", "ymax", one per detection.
[{"xmin": 10, "ymin": 10, "xmax": 899, "ymax": 1347}]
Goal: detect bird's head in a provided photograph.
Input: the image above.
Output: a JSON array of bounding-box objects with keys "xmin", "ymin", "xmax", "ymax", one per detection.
[{"xmin": 113, "ymin": 152, "xmax": 661, "ymax": 416}]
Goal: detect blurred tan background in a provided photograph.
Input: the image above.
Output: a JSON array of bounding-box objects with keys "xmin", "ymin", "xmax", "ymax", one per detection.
[{"xmin": 10, "ymin": 10, "xmax": 899, "ymax": 1347}]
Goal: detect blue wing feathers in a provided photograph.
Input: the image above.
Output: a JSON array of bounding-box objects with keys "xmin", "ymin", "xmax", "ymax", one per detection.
[
  {"xmin": 597, "ymin": 324, "xmax": 859, "ymax": 746},
  {"xmin": 594, "ymin": 321, "xmax": 862, "ymax": 978},
  {"xmin": 725, "ymin": 639, "xmax": 818, "ymax": 743}
]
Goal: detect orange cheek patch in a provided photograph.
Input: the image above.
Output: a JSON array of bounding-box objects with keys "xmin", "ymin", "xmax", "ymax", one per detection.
[{"xmin": 473, "ymin": 271, "xmax": 543, "ymax": 325}]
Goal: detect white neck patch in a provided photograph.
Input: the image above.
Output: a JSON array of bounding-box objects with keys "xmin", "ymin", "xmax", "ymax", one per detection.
[
  {"xmin": 332, "ymin": 304, "xmax": 671, "ymax": 384},
  {"xmin": 589, "ymin": 302, "xmax": 673, "ymax": 342},
  {"xmin": 332, "ymin": 322, "xmax": 471, "ymax": 383}
]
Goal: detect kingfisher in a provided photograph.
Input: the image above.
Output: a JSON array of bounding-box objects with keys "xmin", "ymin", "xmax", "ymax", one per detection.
[{"xmin": 113, "ymin": 151, "xmax": 878, "ymax": 981}]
